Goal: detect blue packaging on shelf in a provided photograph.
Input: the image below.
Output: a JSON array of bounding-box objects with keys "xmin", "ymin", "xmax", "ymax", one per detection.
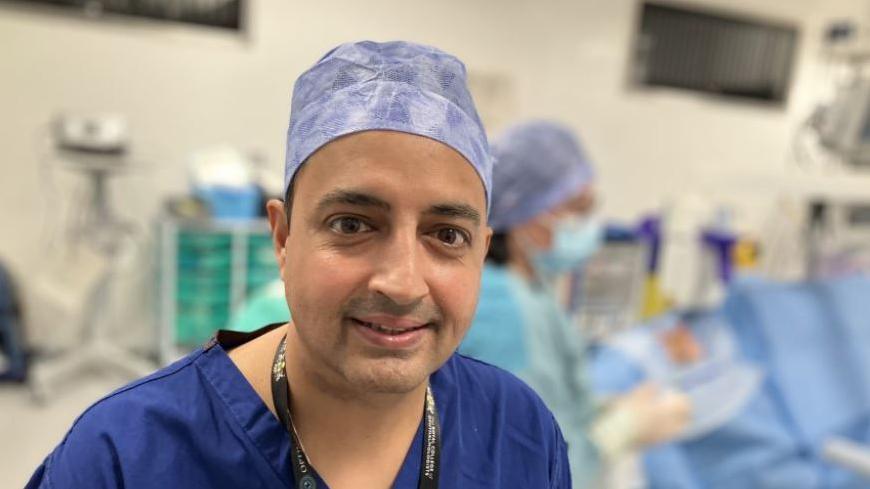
[{"xmin": 195, "ymin": 185, "xmax": 261, "ymax": 220}]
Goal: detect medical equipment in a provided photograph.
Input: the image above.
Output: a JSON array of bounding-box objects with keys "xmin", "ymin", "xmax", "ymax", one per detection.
[
  {"xmin": 50, "ymin": 114, "xmax": 137, "ymax": 253},
  {"xmin": 569, "ymin": 225, "xmax": 650, "ymax": 342},
  {"xmin": 28, "ymin": 114, "xmax": 153, "ymax": 402},
  {"xmin": 157, "ymin": 217, "xmax": 277, "ymax": 364},
  {"xmin": 792, "ymin": 21, "xmax": 870, "ymax": 171},
  {"xmin": 568, "ymin": 210, "xmax": 748, "ymax": 343},
  {"xmin": 806, "ymin": 198, "xmax": 870, "ymax": 278},
  {"xmin": 53, "ymin": 113, "xmax": 128, "ymax": 155},
  {"xmin": 815, "ymin": 79, "xmax": 870, "ymax": 168}
]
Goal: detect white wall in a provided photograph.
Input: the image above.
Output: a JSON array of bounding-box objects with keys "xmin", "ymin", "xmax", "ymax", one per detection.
[{"xmin": 1, "ymin": 0, "xmax": 868, "ymax": 279}]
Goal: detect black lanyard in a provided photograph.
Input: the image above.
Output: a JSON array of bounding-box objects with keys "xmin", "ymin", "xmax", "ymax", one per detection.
[{"xmin": 271, "ymin": 336, "xmax": 441, "ymax": 489}]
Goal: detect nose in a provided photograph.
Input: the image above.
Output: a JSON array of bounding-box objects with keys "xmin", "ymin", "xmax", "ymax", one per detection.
[{"xmin": 368, "ymin": 226, "xmax": 430, "ymax": 306}]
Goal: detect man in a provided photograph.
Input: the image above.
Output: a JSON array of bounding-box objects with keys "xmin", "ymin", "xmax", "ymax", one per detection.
[{"xmin": 27, "ymin": 41, "xmax": 571, "ymax": 488}]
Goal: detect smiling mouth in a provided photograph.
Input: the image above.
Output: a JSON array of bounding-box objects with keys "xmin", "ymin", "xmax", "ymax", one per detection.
[{"xmin": 350, "ymin": 318, "xmax": 430, "ymax": 335}]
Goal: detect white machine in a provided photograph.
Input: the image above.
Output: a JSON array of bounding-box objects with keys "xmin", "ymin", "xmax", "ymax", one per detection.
[
  {"xmin": 28, "ymin": 114, "xmax": 153, "ymax": 402},
  {"xmin": 815, "ymin": 79, "xmax": 870, "ymax": 169},
  {"xmin": 807, "ymin": 199, "xmax": 870, "ymax": 278},
  {"xmin": 569, "ymin": 237, "xmax": 650, "ymax": 342},
  {"xmin": 53, "ymin": 113, "xmax": 128, "ymax": 155}
]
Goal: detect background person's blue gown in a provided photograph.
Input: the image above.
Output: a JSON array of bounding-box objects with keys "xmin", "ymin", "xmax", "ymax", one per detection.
[
  {"xmin": 460, "ymin": 263, "xmax": 601, "ymax": 487},
  {"xmin": 26, "ymin": 325, "xmax": 571, "ymax": 488}
]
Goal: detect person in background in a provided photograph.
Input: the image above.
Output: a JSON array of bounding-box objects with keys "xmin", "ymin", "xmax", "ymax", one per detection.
[
  {"xmin": 228, "ymin": 280, "xmax": 290, "ymax": 333},
  {"xmin": 460, "ymin": 120, "xmax": 692, "ymax": 487},
  {"xmin": 27, "ymin": 42, "xmax": 573, "ymax": 489}
]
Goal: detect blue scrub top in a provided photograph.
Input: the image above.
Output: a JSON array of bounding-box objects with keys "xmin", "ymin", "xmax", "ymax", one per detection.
[{"xmin": 27, "ymin": 324, "xmax": 571, "ymax": 488}]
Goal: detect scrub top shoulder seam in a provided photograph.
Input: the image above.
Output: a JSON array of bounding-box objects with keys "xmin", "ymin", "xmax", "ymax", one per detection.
[{"xmin": 62, "ymin": 350, "xmax": 202, "ymax": 433}]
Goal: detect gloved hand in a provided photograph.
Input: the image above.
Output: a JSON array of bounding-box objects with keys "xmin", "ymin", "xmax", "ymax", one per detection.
[
  {"xmin": 590, "ymin": 382, "xmax": 692, "ymax": 460},
  {"xmin": 620, "ymin": 382, "xmax": 692, "ymax": 447}
]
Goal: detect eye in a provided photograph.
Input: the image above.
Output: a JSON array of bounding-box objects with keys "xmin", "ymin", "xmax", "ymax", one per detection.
[
  {"xmin": 328, "ymin": 216, "xmax": 372, "ymax": 235},
  {"xmin": 435, "ymin": 227, "xmax": 469, "ymax": 247}
]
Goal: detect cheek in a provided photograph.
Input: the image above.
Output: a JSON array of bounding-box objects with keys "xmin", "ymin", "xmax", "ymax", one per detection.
[
  {"xmin": 529, "ymin": 223, "xmax": 554, "ymax": 249},
  {"xmin": 514, "ymin": 220, "xmax": 553, "ymax": 252},
  {"xmin": 285, "ymin": 245, "xmax": 373, "ymax": 318},
  {"xmin": 429, "ymin": 265, "xmax": 482, "ymax": 338}
]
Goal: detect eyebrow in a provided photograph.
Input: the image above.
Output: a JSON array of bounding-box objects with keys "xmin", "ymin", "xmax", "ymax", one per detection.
[
  {"xmin": 316, "ymin": 188, "xmax": 481, "ymax": 225},
  {"xmin": 316, "ymin": 190, "xmax": 392, "ymax": 213},
  {"xmin": 425, "ymin": 203, "xmax": 482, "ymax": 226}
]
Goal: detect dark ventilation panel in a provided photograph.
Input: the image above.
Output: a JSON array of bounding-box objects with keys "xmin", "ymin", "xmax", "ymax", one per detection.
[{"xmin": 632, "ymin": 2, "xmax": 799, "ymax": 103}]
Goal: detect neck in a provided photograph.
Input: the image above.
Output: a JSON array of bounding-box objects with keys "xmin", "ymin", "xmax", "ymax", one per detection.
[{"xmin": 282, "ymin": 324, "xmax": 427, "ymax": 487}]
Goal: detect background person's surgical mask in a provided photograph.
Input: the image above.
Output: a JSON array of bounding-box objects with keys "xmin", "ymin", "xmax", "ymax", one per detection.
[{"xmin": 532, "ymin": 215, "xmax": 603, "ymax": 275}]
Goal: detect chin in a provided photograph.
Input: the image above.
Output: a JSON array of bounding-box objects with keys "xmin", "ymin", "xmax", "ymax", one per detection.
[{"xmin": 347, "ymin": 356, "xmax": 436, "ymax": 394}]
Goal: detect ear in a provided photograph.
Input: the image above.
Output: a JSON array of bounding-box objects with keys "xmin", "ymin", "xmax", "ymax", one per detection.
[
  {"xmin": 482, "ymin": 226, "xmax": 493, "ymax": 262},
  {"xmin": 266, "ymin": 199, "xmax": 289, "ymax": 277}
]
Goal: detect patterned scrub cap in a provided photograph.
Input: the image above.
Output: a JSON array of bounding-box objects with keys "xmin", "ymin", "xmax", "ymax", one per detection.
[
  {"xmin": 285, "ymin": 40, "xmax": 492, "ymax": 209},
  {"xmin": 488, "ymin": 120, "xmax": 595, "ymax": 232}
]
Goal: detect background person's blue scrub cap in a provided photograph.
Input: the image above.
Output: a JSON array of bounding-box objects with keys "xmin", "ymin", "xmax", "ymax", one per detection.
[
  {"xmin": 489, "ymin": 120, "xmax": 595, "ymax": 232},
  {"xmin": 285, "ymin": 40, "xmax": 493, "ymax": 209}
]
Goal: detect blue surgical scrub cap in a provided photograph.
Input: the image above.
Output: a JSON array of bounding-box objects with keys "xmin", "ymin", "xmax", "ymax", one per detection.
[
  {"xmin": 285, "ymin": 40, "xmax": 492, "ymax": 209},
  {"xmin": 488, "ymin": 121, "xmax": 595, "ymax": 232}
]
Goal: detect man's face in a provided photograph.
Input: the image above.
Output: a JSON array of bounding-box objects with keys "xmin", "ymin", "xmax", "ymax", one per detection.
[{"xmin": 268, "ymin": 131, "xmax": 491, "ymax": 395}]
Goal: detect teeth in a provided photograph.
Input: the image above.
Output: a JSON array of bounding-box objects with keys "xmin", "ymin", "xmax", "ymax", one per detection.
[
  {"xmin": 361, "ymin": 321, "xmax": 420, "ymax": 335},
  {"xmin": 368, "ymin": 322, "xmax": 400, "ymax": 334}
]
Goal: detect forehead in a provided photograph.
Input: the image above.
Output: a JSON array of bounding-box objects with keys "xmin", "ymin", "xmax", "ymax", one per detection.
[
  {"xmin": 553, "ymin": 185, "xmax": 595, "ymax": 215},
  {"xmin": 292, "ymin": 131, "xmax": 487, "ymax": 213}
]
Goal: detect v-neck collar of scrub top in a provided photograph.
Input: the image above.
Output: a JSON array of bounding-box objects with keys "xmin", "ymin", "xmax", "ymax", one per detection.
[{"xmin": 200, "ymin": 323, "xmax": 430, "ymax": 488}]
